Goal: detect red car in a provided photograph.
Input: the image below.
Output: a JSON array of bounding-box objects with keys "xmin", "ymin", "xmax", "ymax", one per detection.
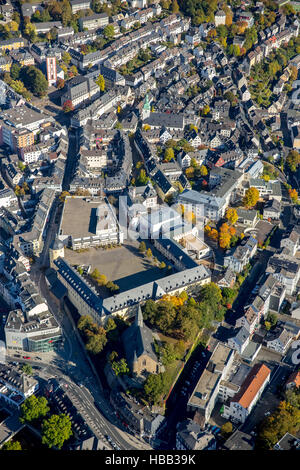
[{"xmin": 23, "ymin": 356, "xmax": 31, "ymax": 359}]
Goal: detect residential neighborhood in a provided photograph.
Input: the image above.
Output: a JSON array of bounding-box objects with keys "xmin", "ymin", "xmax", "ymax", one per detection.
[{"xmin": 0, "ymin": 0, "xmax": 299, "ymax": 455}]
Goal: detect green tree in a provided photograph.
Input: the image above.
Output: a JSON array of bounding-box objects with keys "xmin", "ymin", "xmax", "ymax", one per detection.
[
  {"xmin": 111, "ymin": 358, "xmax": 129, "ymax": 376},
  {"xmin": 159, "ymin": 261, "xmax": 166, "ymax": 269},
  {"xmin": 164, "ymin": 147, "xmax": 175, "ymax": 161},
  {"xmin": 287, "ymin": 150, "xmax": 300, "ymax": 173},
  {"xmin": 2, "ymin": 440, "xmax": 22, "ymax": 450},
  {"xmin": 85, "ymin": 330, "xmax": 107, "ymax": 355},
  {"xmin": 21, "ymin": 66, "xmax": 48, "ymax": 97},
  {"xmin": 146, "ymin": 248, "xmax": 152, "ymax": 258},
  {"xmin": 144, "ymin": 373, "xmax": 164, "ymax": 405},
  {"xmin": 42, "ymin": 414, "xmax": 72, "ymax": 449},
  {"xmin": 10, "ymin": 63, "xmax": 21, "ymax": 80},
  {"xmin": 266, "ymin": 313, "xmax": 277, "ymax": 328},
  {"xmin": 264, "ymin": 321, "xmax": 272, "ymax": 331},
  {"xmin": 62, "ymin": 52, "xmax": 71, "ymax": 65},
  {"xmin": 200, "ymin": 283, "xmax": 222, "ymax": 306},
  {"xmin": 103, "ymin": 24, "xmax": 115, "ymax": 40},
  {"xmin": 20, "ymin": 395, "xmax": 50, "ymax": 424},
  {"xmin": 137, "ymin": 169, "xmax": 149, "ymax": 186},
  {"xmin": 22, "ymin": 364, "xmax": 33, "ymax": 375},
  {"xmin": 69, "ymin": 65, "xmax": 78, "ymax": 77}
]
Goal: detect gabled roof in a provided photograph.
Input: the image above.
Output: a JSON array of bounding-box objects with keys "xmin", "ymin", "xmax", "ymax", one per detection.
[{"xmin": 232, "ymin": 363, "xmax": 271, "ymax": 410}]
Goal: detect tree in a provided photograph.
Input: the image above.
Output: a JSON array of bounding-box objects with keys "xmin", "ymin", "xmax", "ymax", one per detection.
[
  {"xmin": 202, "ymin": 105, "xmax": 210, "ymax": 115},
  {"xmin": 105, "ymin": 317, "xmax": 117, "ymax": 333},
  {"xmin": 171, "ymin": 0, "xmax": 179, "ymax": 14},
  {"xmin": 159, "ymin": 261, "xmax": 166, "ymax": 269},
  {"xmin": 61, "ymin": 0, "xmax": 72, "ymax": 27},
  {"xmin": 10, "ymin": 63, "xmax": 21, "ymax": 80},
  {"xmin": 111, "ymin": 358, "xmax": 129, "ymax": 376},
  {"xmin": 137, "ymin": 169, "xmax": 149, "ymax": 186},
  {"xmin": 56, "ymin": 78, "xmax": 65, "ymax": 89},
  {"xmin": 243, "ymin": 187, "xmax": 259, "ymax": 208},
  {"xmin": 208, "ymin": 228, "xmax": 217, "ymax": 241},
  {"xmin": 225, "ymin": 208, "xmax": 238, "ymax": 225},
  {"xmin": 85, "ymin": 330, "xmax": 107, "ymax": 355},
  {"xmin": 144, "ymin": 373, "xmax": 164, "ymax": 405},
  {"xmin": 24, "ymin": 22, "xmax": 37, "ymax": 41},
  {"xmin": 200, "ymin": 165, "xmax": 208, "ymax": 176},
  {"xmin": 221, "ymin": 422, "xmax": 233, "ymax": 436},
  {"xmin": 103, "ymin": 24, "xmax": 115, "ymax": 40},
  {"xmin": 164, "ymin": 147, "xmax": 174, "ymax": 162},
  {"xmin": 96, "ymin": 74, "xmax": 105, "ymax": 92},
  {"xmin": 22, "ymin": 364, "xmax": 33, "ymax": 375},
  {"xmin": 2, "ymin": 440, "xmax": 22, "ymax": 450},
  {"xmin": 146, "ymin": 248, "xmax": 152, "ymax": 258},
  {"xmin": 78, "ymin": 315, "xmax": 96, "ymax": 333},
  {"xmin": 185, "ymin": 166, "xmax": 195, "ymax": 180},
  {"xmin": 201, "ymin": 283, "xmax": 222, "ymax": 306},
  {"xmin": 264, "ymin": 321, "xmax": 272, "ymax": 331},
  {"xmin": 14, "ymin": 185, "xmax": 25, "ymax": 197},
  {"xmin": 21, "ymin": 66, "xmax": 48, "ymax": 97},
  {"xmin": 69, "ymin": 65, "xmax": 78, "ymax": 77},
  {"xmin": 290, "ymin": 65, "xmax": 298, "ymax": 82},
  {"xmin": 289, "ymin": 188, "xmax": 298, "ymax": 203},
  {"xmin": 219, "ymin": 231, "xmax": 231, "ymax": 249},
  {"xmin": 266, "ymin": 313, "xmax": 278, "ymax": 328},
  {"xmin": 62, "ymin": 52, "xmax": 71, "ymax": 65},
  {"xmin": 59, "ymin": 190, "xmax": 70, "ymax": 202},
  {"xmin": 42, "ymin": 414, "xmax": 72, "ymax": 449},
  {"xmin": 62, "ymin": 100, "xmax": 74, "ymax": 113},
  {"xmin": 287, "ymin": 150, "xmax": 300, "ymax": 172},
  {"xmin": 20, "ymin": 395, "xmax": 50, "ymax": 424},
  {"xmin": 96, "ymin": 274, "xmax": 108, "ymax": 286},
  {"xmin": 139, "ymin": 241, "xmax": 146, "ymax": 253}
]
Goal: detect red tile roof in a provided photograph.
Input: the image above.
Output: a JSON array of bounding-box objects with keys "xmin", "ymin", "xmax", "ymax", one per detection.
[{"xmin": 234, "ymin": 363, "xmax": 271, "ymax": 410}]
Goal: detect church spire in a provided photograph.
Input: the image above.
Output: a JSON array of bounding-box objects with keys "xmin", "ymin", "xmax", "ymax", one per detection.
[{"xmin": 135, "ymin": 304, "xmax": 143, "ymax": 327}]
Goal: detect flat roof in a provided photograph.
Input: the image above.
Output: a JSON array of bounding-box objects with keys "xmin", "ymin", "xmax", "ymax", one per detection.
[{"xmin": 60, "ymin": 196, "xmax": 118, "ymax": 240}]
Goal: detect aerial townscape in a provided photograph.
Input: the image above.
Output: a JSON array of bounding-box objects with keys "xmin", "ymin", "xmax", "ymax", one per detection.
[{"xmin": 0, "ymin": 0, "xmax": 299, "ymax": 455}]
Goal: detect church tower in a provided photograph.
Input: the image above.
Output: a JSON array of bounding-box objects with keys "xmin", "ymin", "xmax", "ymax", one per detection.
[
  {"xmin": 142, "ymin": 93, "xmax": 151, "ymax": 120},
  {"xmin": 49, "ymin": 237, "xmax": 64, "ymax": 268}
]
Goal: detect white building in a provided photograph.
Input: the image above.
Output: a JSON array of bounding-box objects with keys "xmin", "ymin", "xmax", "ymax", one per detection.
[{"xmin": 222, "ymin": 363, "xmax": 271, "ymax": 424}]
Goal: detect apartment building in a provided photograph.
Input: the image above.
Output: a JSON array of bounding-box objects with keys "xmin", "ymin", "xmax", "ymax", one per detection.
[{"xmin": 222, "ymin": 363, "xmax": 271, "ymax": 423}]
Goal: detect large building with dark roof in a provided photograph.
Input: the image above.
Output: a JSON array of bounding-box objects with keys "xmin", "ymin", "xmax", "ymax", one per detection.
[{"xmin": 122, "ymin": 305, "xmax": 162, "ymax": 377}]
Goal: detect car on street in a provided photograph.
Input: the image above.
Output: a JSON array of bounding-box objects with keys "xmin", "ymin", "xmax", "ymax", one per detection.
[{"xmin": 23, "ymin": 356, "xmax": 31, "ymax": 359}]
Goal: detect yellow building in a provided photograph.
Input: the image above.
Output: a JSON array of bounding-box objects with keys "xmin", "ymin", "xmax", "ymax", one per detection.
[{"xmin": 0, "ymin": 38, "xmax": 26, "ymax": 52}]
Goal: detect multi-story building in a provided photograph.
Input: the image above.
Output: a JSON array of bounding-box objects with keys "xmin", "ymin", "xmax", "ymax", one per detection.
[
  {"xmin": 222, "ymin": 363, "xmax": 271, "ymax": 424},
  {"xmin": 61, "ymin": 76, "xmax": 99, "ymax": 109},
  {"xmin": 58, "ymin": 196, "xmax": 124, "ymax": 250},
  {"xmin": 176, "ymin": 420, "xmax": 216, "ymax": 450},
  {"xmin": 0, "ymin": 105, "xmax": 49, "ymax": 150},
  {"xmin": 54, "ymin": 256, "xmax": 211, "ymax": 323},
  {"xmin": 70, "ymin": 0, "xmax": 91, "ymax": 14},
  {"xmin": 224, "ymin": 236, "xmax": 258, "ymax": 273},
  {"xmin": 79, "ymin": 13, "xmax": 109, "ymax": 31},
  {"xmin": 0, "ymin": 37, "xmax": 26, "ymax": 52},
  {"xmin": 5, "ymin": 309, "xmax": 62, "ymax": 353},
  {"xmin": 187, "ymin": 343, "xmax": 236, "ymax": 424},
  {"xmin": 46, "ymin": 55, "xmax": 57, "ymax": 86},
  {"xmin": 0, "ymin": 363, "xmax": 39, "ymax": 408}
]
